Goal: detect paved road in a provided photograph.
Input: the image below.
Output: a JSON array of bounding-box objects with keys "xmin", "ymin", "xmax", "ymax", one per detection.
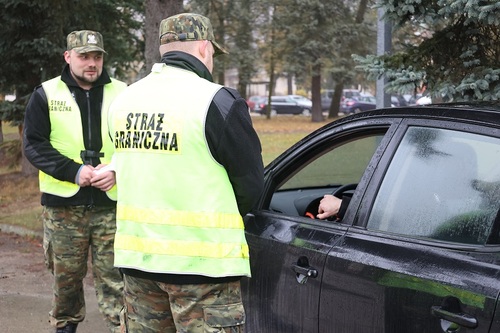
[{"xmin": 0, "ymin": 229, "xmax": 109, "ymax": 332}]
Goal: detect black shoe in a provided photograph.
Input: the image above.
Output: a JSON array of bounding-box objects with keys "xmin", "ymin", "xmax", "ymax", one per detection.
[{"xmin": 55, "ymin": 323, "xmax": 78, "ymax": 333}]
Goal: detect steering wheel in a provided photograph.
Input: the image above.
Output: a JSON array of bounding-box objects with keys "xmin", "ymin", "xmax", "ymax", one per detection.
[
  {"xmin": 303, "ymin": 183, "xmax": 358, "ymax": 219},
  {"xmin": 332, "ymin": 183, "xmax": 358, "ymax": 198}
]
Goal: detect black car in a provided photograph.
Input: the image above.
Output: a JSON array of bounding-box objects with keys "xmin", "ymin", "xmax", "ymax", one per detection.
[
  {"xmin": 321, "ymin": 89, "xmax": 362, "ymax": 111},
  {"xmin": 258, "ymin": 95, "xmax": 312, "ymax": 116},
  {"xmin": 242, "ymin": 103, "xmax": 500, "ymax": 333},
  {"xmin": 341, "ymin": 95, "xmax": 377, "ymax": 114}
]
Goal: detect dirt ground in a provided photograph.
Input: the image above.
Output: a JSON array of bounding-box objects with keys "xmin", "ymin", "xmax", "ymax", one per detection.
[{"xmin": 0, "ymin": 231, "xmax": 109, "ymax": 332}]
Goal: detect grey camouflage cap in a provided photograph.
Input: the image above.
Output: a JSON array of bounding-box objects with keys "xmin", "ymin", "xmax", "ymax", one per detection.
[
  {"xmin": 67, "ymin": 30, "xmax": 107, "ymax": 54},
  {"xmin": 159, "ymin": 13, "xmax": 228, "ymax": 56}
]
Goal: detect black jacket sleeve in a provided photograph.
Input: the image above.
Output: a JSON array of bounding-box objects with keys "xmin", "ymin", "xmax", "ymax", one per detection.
[
  {"xmin": 23, "ymin": 86, "xmax": 82, "ymax": 183},
  {"xmin": 337, "ymin": 196, "xmax": 351, "ymax": 220},
  {"xmin": 206, "ymin": 88, "xmax": 265, "ymax": 216}
]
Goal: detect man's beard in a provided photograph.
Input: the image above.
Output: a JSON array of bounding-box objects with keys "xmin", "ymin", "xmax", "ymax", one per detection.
[{"xmin": 74, "ymin": 70, "xmax": 100, "ymax": 84}]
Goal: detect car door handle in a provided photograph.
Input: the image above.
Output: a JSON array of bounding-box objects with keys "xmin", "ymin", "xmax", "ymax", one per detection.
[
  {"xmin": 431, "ymin": 305, "xmax": 478, "ymax": 329},
  {"xmin": 291, "ymin": 264, "xmax": 318, "ymax": 278}
]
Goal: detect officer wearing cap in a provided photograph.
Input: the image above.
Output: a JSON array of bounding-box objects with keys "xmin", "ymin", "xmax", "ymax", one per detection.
[
  {"xmin": 109, "ymin": 13, "xmax": 264, "ymax": 332},
  {"xmin": 23, "ymin": 30, "xmax": 126, "ymax": 333}
]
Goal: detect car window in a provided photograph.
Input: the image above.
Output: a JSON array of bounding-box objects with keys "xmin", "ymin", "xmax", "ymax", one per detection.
[
  {"xmin": 279, "ymin": 135, "xmax": 382, "ymax": 190},
  {"xmin": 367, "ymin": 126, "xmax": 500, "ymax": 245},
  {"xmin": 267, "ymin": 133, "xmax": 385, "ymax": 217},
  {"xmin": 344, "ymin": 90, "xmax": 360, "ymax": 99},
  {"xmin": 323, "ymin": 90, "xmax": 334, "ymax": 99},
  {"xmin": 250, "ymin": 96, "xmax": 263, "ymax": 102}
]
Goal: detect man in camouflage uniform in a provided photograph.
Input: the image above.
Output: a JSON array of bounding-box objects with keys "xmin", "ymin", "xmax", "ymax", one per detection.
[
  {"xmin": 109, "ymin": 13, "xmax": 264, "ymax": 333},
  {"xmin": 23, "ymin": 30, "xmax": 126, "ymax": 333}
]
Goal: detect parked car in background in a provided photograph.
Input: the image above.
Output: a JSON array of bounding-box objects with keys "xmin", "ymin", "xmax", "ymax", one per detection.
[
  {"xmin": 391, "ymin": 95, "xmax": 409, "ymax": 107},
  {"xmin": 403, "ymin": 94, "xmax": 419, "ymax": 105},
  {"xmin": 341, "ymin": 95, "xmax": 376, "ymax": 114},
  {"xmin": 242, "ymin": 102, "xmax": 500, "ymax": 333},
  {"xmin": 257, "ymin": 95, "xmax": 312, "ymax": 116},
  {"xmin": 246, "ymin": 95, "xmax": 266, "ymax": 112},
  {"xmin": 322, "ymin": 89, "xmax": 362, "ymax": 111},
  {"xmin": 288, "ymin": 94, "xmax": 312, "ymax": 108},
  {"xmin": 321, "ymin": 90, "xmax": 335, "ymax": 110},
  {"xmin": 342, "ymin": 89, "xmax": 362, "ymax": 101}
]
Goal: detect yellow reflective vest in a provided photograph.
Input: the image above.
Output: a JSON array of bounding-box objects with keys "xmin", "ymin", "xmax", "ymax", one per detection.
[
  {"xmin": 39, "ymin": 76, "xmax": 126, "ymax": 200},
  {"xmin": 111, "ymin": 63, "xmax": 250, "ymax": 278}
]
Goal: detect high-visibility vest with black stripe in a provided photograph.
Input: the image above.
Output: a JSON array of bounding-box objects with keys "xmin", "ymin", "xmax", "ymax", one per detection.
[
  {"xmin": 111, "ymin": 63, "xmax": 250, "ymax": 278},
  {"xmin": 39, "ymin": 76, "xmax": 126, "ymax": 200}
]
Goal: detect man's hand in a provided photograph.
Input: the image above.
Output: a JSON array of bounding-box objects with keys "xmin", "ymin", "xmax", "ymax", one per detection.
[
  {"xmin": 316, "ymin": 194, "xmax": 342, "ymax": 220},
  {"xmin": 78, "ymin": 165, "xmax": 95, "ymax": 187},
  {"xmin": 91, "ymin": 164, "xmax": 116, "ymax": 192}
]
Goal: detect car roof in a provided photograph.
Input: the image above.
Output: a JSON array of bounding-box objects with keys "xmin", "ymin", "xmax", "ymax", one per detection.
[
  {"xmin": 308, "ymin": 102, "xmax": 500, "ymax": 140},
  {"xmin": 336, "ymin": 102, "xmax": 500, "ymax": 127},
  {"xmin": 265, "ymin": 102, "xmax": 500, "ymax": 172}
]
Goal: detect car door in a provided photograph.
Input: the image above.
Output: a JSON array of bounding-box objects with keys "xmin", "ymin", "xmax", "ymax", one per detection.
[
  {"xmin": 270, "ymin": 97, "xmax": 287, "ymax": 114},
  {"xmin": 271, "ymin": 96, "xmax": 300, "ymax": 114},
  {"xmin": 319, "ymin": 119, "xmax": 500, "ymax": 332},
  {"xmin": 242, "ymin": 118, "xmax": 398, "ymax": 333},
  {"xmin": 283, "ymin": 95, "xmax": 302, "ymax": 114}
]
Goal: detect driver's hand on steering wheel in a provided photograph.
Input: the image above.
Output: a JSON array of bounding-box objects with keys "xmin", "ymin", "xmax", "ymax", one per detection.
[{"xmin": 317, "ymin": 194, "xmax": 342, "ymax": 220}]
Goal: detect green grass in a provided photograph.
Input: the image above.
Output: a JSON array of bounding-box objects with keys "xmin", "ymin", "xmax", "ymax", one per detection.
[
  {"xmin": 252, "ymin": 115, "xmax": 330, "ymax": 165},
  {"xmin": 259, "ymin": 131, "xmax": 310, "ymax": 165}
]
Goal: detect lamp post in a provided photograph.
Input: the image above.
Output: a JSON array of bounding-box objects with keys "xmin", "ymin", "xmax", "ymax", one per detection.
[{"xmin": 376, "ymin": 6, "xmax": 392, "ymax": 108}]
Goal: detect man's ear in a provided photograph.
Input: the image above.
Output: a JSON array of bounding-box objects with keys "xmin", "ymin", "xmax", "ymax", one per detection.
[
  {"xmin": 63, "ymin": 50, "xmax": 71, "ymax": 64},
  {"xmin": 198, "ymin": 40, "xmax": 210, "ymax": 59}
]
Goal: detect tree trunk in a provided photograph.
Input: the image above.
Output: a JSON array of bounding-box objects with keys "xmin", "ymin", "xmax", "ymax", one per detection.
[
  {"xmin": 266, "ymin": 5, "xmax": 277, "ymax": 120},
  {"xmin": 0, "ymin": 93, "xmax": 4, "ymax": 144},
  {"xmin": 235, "ymin": 1, "xmax": 253, "ymax": 100},
  {"xmin": 311, "ymin": 71, "xmax": 324, "ymax": 122},
  {"xmin": 328, "ymin": 81, "xmax": 343, "ymax": 118},
  {"xmin": 355, "ymin": 0, "xmax": 369, "ymax": 24},
  {"xmin": 287, "ymin": 74, "xmax": 293, "ymax": 95},
  {"xmin": 18, "ymin": 123, "xmax": 37, "ymax": 176},
  {"xmin": 214, "ymin": 11, "xmax": 226, "ymax": 85},
  {"xmin": 144, "ymin": 0, "xmax": 184, "ymax": 75}
]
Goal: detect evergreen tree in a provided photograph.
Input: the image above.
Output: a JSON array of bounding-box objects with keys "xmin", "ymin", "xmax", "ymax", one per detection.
[
  {"xmin": 0, "ymin": 0, "xmax": 143, "ymax": 126},
  {"xmin": 354, "ymin": 0, "xmax": 500, "ymax": 101}
]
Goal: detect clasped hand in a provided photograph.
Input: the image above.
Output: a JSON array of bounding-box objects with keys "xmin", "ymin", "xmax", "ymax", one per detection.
[{"xmin": 78, "ymin": 164, "xmax": 116, "ymax": 191}]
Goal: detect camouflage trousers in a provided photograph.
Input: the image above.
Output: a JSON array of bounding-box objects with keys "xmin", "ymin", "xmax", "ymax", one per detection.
[
  {"xmin": 42, "ymin": 206, "xmax": 124, "ymax": 332},
  {"xmin": 121, "ymin": 274, "xmax": 245, "ymax": 333}
]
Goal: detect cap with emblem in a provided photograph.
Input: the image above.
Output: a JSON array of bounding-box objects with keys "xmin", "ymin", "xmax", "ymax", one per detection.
[
  {"xmin": 159, "ymin": 13, "xmax": 228, "ymax": 57},
  {"xmin": 67, "ymin": 30, "xmax": 107, "ymax": 54}
]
